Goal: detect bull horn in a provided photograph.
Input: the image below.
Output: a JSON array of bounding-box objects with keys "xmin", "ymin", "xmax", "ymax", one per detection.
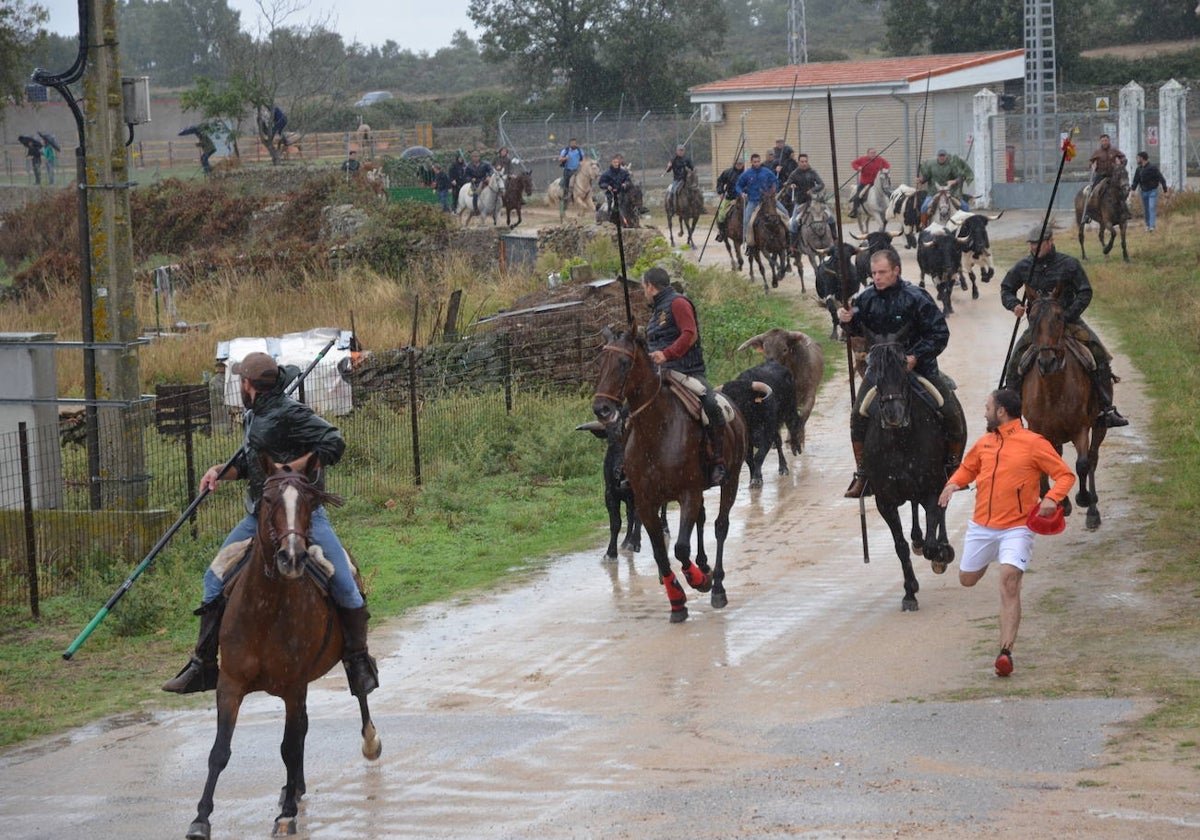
[
  {"xmin": 985, "ymin": 210, "xmax": 1005, "ymax": 221},
  {"xmin": 887, "ymin": 229, "xmax": 904, "ymax": 238},
  {"xmin": 921, "ymin": 241, "xmax": 935, "ymax": 248},
  {"xmin": 575, "ymin": 421, "xmax": 605, "ymax": 432},
  {"xmin": 736, "ymin": 333, "xmax": 766, "ymax": 353},
  {"xmin": 751, "ymin": 381, "xmax": 774, "ymax": 402},
  {"xmin": 847, "ymin": 231, "xmax": 867, "ymax": 240},
  {"xmin": 815, "ymin": 247, "xmax": 830, "ymax": 256},
  {"xmin": 956, "ymin": 232, "xmax": 970, "ymax": 243}
]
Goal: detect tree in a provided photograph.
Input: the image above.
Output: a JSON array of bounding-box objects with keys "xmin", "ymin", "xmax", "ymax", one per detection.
[
  {"xmin": 0, "ymin": 0, "xmax": 48, "ymax": 123},
  {"xmin": 468, "ymin": 0, "xmax": 606, "ymax": 109},
  {"xmin": 118, "ymin": 0, "xmax": 243, "ymax": 87}
]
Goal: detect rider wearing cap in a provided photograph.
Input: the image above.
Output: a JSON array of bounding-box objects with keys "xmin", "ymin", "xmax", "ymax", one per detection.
[
  {"xmin": 162, "ymin": 352, "xmax": 379, "ymax": 698},
  {"xmin": 1000, "ymin": 227, "xmax": 1129, "ymax": 427},
  {"xmin": 642, "ymin": 268, "xmax": 727, "ymax": 487},
  {"xmin": 918, "ymin": 149, "xmax": 973, "ymax": 214}
]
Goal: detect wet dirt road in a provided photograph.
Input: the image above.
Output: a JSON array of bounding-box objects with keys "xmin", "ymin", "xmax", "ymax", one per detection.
[{"xmin": 3, "ymin": 213, "xmax": 1199, "ymax": 839}]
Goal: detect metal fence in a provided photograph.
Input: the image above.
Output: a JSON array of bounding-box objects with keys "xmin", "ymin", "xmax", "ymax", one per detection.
[
  {"xmin": 497, "ymin": 109, "xmax": 714, "ymax": 193},
  {"xmin": 0, "ymin": 320, "xmax": 601, "ymax": 615}
]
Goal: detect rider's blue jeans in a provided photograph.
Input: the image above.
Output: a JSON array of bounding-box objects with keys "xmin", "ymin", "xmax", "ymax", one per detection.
[{"xmin": 202, "ymin": 507, "xmax": 363, "ymax": 608}]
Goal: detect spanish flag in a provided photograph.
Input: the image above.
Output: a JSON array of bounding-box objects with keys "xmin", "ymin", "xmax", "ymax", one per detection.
[{"xmin": 1061, "ymin": 136, "xmax": 1077, "ymax": 162}]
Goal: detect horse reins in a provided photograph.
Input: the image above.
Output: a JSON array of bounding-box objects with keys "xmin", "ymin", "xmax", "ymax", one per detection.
[{"xmin": 596, "ymin": 342, "xmax": 663, "ymax": 420}]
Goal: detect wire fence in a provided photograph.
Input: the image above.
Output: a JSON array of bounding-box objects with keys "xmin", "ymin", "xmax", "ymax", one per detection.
[{"xmin": 0, "ymin": 318, "xmax": 603, "ymax": 615}]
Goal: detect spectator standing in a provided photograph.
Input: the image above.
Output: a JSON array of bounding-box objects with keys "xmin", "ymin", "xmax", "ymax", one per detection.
[
  {"xmin": 432, "ymin": 163, "xmax": 452, "ymax": 212},
  {"xmin": 1131, "ymin": 151, "xmax": 1168, "ymax": 232}
]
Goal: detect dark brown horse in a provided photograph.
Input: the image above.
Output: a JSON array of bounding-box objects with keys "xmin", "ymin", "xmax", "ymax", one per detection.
[
  {"xmin": 502, "ymin": 169, "xmax": 533, "ymax": 227},
  {"xmin": 187, "ymin": 455, "xmax": 382, "ymax": 840},
  {"xmin": 860, "ymin": 330, "xmax": 955, "ymax": 611},
  {"xmin": 1074, "ymin": 167, "xmax": 1130, "ymax": 262},
  {"xmin": 592, "ymin": 325, "xmax": 747, "ymax": 622},
  {"xmin": 1019, "ymin": 294, "xmax": 1107, "ymax": 530},
  {"xmin": 722, "ymin": 195, "xmax": 745, "ymax": 272},
  {"xmin": 748, "ymin": 187, "xmax": 790, "ymax": 292},
  {"xmin": 665, "ymin": 167, "xmax": 704, "ymax": 247}
]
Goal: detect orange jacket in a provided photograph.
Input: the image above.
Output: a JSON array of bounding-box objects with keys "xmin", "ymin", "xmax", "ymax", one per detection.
[{"xmin": 949, "ymin": 418, "xmax": 1075, "ymax": 529}]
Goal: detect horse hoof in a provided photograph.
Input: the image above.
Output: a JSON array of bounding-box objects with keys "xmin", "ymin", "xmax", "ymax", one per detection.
[
  {"xmin": 972, "ymin": 288, "xmax": 980, "ymax": 300},
  {"xmin": 363, "ymin": 731, "xmax": 383, "ymax": 761},
  {"xmin": 711, "ymin": 590, "xmax": 728, "ymax": 609},
  {"xmin": 273, "ymin": 817, "xmax": 297, "ymax": 836},
  {"xmin": 1086, "ymin": 513, "xmax": 1101, "ymax": 531},
  {"xmin": 910, "ymin": 541, "xmax": 925, "ymax": 557},
  {"xmin": 603, "ymin": 552, "xmax": 618, "ymax": 562},
  {"xmin": 750, "ymin": 477, "xmax": 763, "ymax": 488},
  {"xmin": 931, "ymin": 561, "xmax": 948, "ymax": 575},
  {"xmin": 669, "ymin": 607, "xmax": 689, "ymax": 623},
  {"xmin": 901, "ymin": 597, "xmax": 919, "ymax": 612},
  {"xmin": 186, "ymin": 820, "xmax": 211, "ymax": 840}
]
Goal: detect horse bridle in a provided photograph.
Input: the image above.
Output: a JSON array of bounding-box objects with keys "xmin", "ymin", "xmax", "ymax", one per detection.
[{"xmin": 596, "ymin": 341, "xmax": 662, "ymax": 420}]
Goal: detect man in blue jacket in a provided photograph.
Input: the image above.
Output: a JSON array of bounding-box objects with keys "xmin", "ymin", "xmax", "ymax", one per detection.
[{"xmin": 735, "ymin": 153, "xmax": 780, "ymax": 247}]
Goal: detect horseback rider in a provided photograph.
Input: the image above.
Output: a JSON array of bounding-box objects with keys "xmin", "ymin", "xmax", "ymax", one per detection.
[
  {"xmin": 1000, "ymin": 227, "xmax": 1129, "ymax": 428},
  {"xmin": 448, "ymin": 153, "xmax": 466, "ymax": 211},
  {"xmin": 767, "ymin": 137, "xmax": 795, "ymax": 180},
  {"xmin": 917, "ymin": 149, "xmax": 973, "ymax": 214},
  {"xmin": 849, "ymin": 147, "xmax": 890, "ymax": 219},
  {"xmin": 598, "ymin": 154, "xmax": 632, "ymax": 217},
  {"xmin": 664, "ymin": 145, "xmax": 694, "ymax": 200},
  {"xmin": 735, "ymin": 153, "xmax": 780, "ymax": 248},
  {"xmin": 464, "ymin": 151, "xmax": 494, "ymax": 212},
  {"xmin": 714, "ymin": 157, "xmax": 745, "ymax": 243},
  {"xmin": 642, "ymin": 268, "xmax": 727, "ymax": 488},
  {"xmin": 784, "ymin": 153, "xmax": 833, "ymax": 235},
  {"xmin": 162, "ymin": 352, "xmax": 379, "ymax": 698},
  {"xmin": 837, "ymin": 249, "xmax": 968, "ymax": 498},
  {"xmin": 558, "ymin": 137, "xmax": 584, "ymax": 204},
  {"xmin": 1083, "ymin": 134, "xmax": 1125, "ymax": 225}
]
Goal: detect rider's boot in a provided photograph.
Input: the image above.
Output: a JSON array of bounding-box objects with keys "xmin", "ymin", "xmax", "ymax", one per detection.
[
  {"xmin": 338, "ymin": 605, "xmax": 380, "ymax": 698},
  {"xmin": 715, "ymin": 220, "xmax": 727, "ymax": 243},
  {"xmin": 844, "ymin": 439, "xmax": 870, "ymax": 498},
  {"xmin": 700, "ymin": 390, "xmax": 727, "ymax": 487},
  {"xmin": 162, "ymin": 597, "xmax": 225, "ymax": 694},
  {"xmin": 1094, "ymin": 361, "xmax": 1129, "ymax": 427},
  {"xmin": 848, "ymin": 196, "xmax": 860, "ymax": 219}
]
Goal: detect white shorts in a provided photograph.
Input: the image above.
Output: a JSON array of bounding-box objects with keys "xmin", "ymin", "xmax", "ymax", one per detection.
[{"xmin": 959, "ymin": 520, "xmax": 1035, "ymax": 574}]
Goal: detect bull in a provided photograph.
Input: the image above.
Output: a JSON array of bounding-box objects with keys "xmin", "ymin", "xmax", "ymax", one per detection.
[
  {"xmin": 736, "ymin": 329, "xmax": 824, "ymax": 457},
  {"xmin": 917, "ymin": 224, "xmax": 963, "ymax": 315},
  {"xmin": 948, "ymin": 209, "xmax": 1003, "ymax": 300},
  {"xmin": 813, "ymin": 243, "xmax": 862, "ymax": 339},
  {"xmin": 848, "ymin": 228, "xmax": 903, "ymax": 283},
  {"xmin": 717, "ymin": 372, "xmax": 781, "ymax": 488}
]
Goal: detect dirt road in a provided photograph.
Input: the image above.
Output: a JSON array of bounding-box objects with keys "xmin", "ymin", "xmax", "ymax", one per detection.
[{"xmin": 3, "ymin": 213, "xmax": 1199, "ymax": 839}]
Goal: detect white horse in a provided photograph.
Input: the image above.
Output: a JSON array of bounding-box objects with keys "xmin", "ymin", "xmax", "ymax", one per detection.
[
  {"xmin": 855, "ymin": 167, "xmax": 893, "ymax": 234},
  {"xmin": 546, "ymin": 157, "xmax": 600, "ymax": 219},
  {"xmin": 457, "ymin": 170, "xmax": 508, "ymax": 227}
]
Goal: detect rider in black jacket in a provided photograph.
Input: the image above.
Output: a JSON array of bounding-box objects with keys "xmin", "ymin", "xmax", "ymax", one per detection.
[
  {"xmin": 1000, "ymin": 227, "xmax": 1128, "ymax": 427},
  {"xmin": 838, "ymin": 250, "xmax": 967, "ymax": 498},
  {"xmin": 714, "ymin": 158, "xmax": 745, "ymax": 242}
]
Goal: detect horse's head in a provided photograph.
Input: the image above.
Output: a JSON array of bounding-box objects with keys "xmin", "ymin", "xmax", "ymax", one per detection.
[
  {"xmin": 592, "ymin": 324, "xmax": 649, "ymax": 426},
  {"xmin": 1026, "ymin": 293, "xmax": 1067, "ymax": 376},
  {"xmin": 865, "ymin": 329, "xmax": 913, "ymax": 429},
  {"xmin": 257, "ymin": 453, "xmax": 343, "ymax": 580},
  {"xmin": 520, "ymin": 171, "xmax": 533, "ymax": 196},
  {"xmin": 876, "ymin": 168, "xmax": 892, "ymax": 195}
]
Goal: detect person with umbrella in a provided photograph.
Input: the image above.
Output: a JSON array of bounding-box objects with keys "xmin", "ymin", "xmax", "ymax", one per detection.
[
  {"xmin": 39, "ymin": 132, "xmax": 61, "ymax": 185},
  {"xmin": 19, "ymin": 135, "xmax": 43, "ymax": 185}
]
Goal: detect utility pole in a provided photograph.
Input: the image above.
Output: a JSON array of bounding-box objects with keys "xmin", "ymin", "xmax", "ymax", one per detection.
[
  {"xmin": 788, "ymin": 0, "xmax": 808, "ymax": 65},
  {"xmin": 83, "ymin": 0, "xmax": 146, "ymax": 509}
]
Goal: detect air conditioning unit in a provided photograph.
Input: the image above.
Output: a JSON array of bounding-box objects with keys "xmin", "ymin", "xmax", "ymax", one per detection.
[{"xmin": 700, "ymin": 103, "xmax": 724, "ymax": 124}]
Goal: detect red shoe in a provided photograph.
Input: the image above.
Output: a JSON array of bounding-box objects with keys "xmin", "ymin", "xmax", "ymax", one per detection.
[{"xmin": 994, "ymin": 650, "xmax": 1014, "ymax": 677}]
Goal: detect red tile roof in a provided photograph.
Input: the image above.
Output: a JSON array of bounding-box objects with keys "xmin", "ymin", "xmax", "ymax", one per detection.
[{"xmin": 690, "ymin": 50, "xmax": 1024, "ymax": 94}]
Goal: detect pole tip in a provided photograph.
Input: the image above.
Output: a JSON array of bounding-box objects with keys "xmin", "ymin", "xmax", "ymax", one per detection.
[{"xmin": 62, "ymin": 651, "xmax": 73, "ymax": 661}]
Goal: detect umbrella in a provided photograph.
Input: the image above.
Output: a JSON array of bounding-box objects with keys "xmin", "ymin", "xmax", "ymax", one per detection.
[
  {"xmin": 400, "ymin": 145, "xmax": 434, "ymax": 158},
  {"xmin": 178, "ymin": 125, "xmax": 203, "ymax": 137},
  {"xmin": 37, "ymin": 132, "xmax": 61, "ymax": 152},
  {"xmin": 18, "ymin": 135, "xmax": 43, "ymax": 151}
]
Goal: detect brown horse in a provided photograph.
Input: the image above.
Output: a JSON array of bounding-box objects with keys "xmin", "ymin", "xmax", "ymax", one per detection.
[
  {"xmin": 592, "ymin": 325, "xmax": 747, "ymax": 622},
  {"xmin": 1019, "ymin": 295, "xmax": 1107, "ymax": 530},
  {"xmin": 665, "ymin": 167, "xmax": 704, "ymax": 247},
  {"xmin": 186, "ymin": 455, "xmax": 382, "ymax": 840},
  {"xmin": 1074, "ymin": 167, "xmax": 1130, "ymax": 262},
  {"xmin": 748, "ymin": 187, "xmax": 790, "ymax": 292},
  {"xmin": 502, "ymin": 169, "xmax": 533, "ymax": 227}
]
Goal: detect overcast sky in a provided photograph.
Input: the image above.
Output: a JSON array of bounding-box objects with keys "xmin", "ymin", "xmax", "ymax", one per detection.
[{"xmin": 38, "ymin": 0, "xmax": 480, "ymax": 54}]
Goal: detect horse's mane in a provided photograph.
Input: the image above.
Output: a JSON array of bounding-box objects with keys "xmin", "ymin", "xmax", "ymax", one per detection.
[
  {"xmin": 867, "ymin": 336, "xmax": 909, "ymax": 392},
  {"xmin": 262, "ymin": 468, "xmax": 344, "ymax": 510}
]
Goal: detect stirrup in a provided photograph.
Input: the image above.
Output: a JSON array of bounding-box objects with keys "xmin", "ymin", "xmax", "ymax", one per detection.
[
  {"xmin": 844, "ymin": 472, "xmax": 870, "ymax": 498},
  {"xmin": 343, "ymin": 652, "xmax": 379, "ymax": 697},
  {"xmin": 161, "ymin": 656, "xmax": 218, "ymax": 694},
  {"xmin": 1101, "ymin": 407, "xmax": 1129, "ymax": 428}
]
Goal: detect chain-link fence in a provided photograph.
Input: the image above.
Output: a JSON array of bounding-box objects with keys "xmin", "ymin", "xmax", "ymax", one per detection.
[
  {"xmin": 496, "ymin": 109, "xmax": 714, "ymax": 193},
  {"xmin": 0, "ymin": 317, "xmax": 605, "ymax": 615}
]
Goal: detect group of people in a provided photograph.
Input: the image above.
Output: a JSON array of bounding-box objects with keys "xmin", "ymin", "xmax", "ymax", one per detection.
[
  {"xmin": 1085, "ymin": 133, "xmax": 1170, "ymax": 232},
  {"xmin": 437, "ymin": 148, "xmax": 517, "ymax": 213},
  {"xmin": 22, "ymin": 134, "xmax": 57, "ymax": 185}
]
